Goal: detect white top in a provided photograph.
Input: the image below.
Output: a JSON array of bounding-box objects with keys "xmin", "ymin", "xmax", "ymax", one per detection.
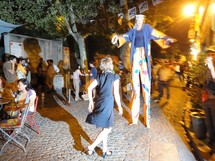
[
  {"xmin": 28, "ymin": 90, "xmax": 37, "ymax": 112},
  {"xmin": 73, "ymin": 70, "xmax": 80, "ymax": 80},
  {"xmin": 16, "ymin": 89, "xmax": 36, "ymax": 113},
  {"xmin": 53, "ymin": 64, "xmax": 60, "ymax": 73}
]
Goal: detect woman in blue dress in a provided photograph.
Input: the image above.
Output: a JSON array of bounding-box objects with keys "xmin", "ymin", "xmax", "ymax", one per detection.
[{"xmin": 85, "ymin": 57, "xmax": 123, "ymax": 158}]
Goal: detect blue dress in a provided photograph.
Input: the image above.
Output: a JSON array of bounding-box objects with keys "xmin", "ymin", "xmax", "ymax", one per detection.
[
  {"xmin": 90, "ymin": 67, "xmax": 97, "ymax": 80},
  {"xmin": 86, "ymin": 72, "xmax": 120, "ymax": 128}
]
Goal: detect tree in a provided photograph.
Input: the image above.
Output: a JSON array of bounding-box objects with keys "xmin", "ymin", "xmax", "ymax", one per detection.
[
  {"xmin": 0, "ymin": 0, "xmax": 189, "ymax": 67},
  {"xmin": 0, "ymin": 0, "xmax": 121, "ymax": 67}
]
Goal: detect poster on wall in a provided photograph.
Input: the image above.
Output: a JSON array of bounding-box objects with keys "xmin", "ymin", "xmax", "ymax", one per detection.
[
  {"xmin": 63, "ymin": 47, "xmax": 70, "ymax": 70},
  {"xmin": 10, "ymin": 41, "xmax": 23, "ymax": 58},
  {"xmin": 128, "ymin": 7, "xmax": 136, "ymax": 20},
  {"xmin": 139, "ymin": 1, "xmax": 148, "ymax": 13},
  {"xmin": 152, "ymin": 0, "xmax": 162, "ymax": 6}
]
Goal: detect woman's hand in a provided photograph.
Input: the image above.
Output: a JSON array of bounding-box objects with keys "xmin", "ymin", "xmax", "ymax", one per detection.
[
  {"xmin": 111, "ymin": 35, "xmax": 119, "ymax": 45},
  {"xmin": 118, "ymin": 106, "xmax": 123, "ymax": 115},
  {"xmin": 205, "ymin": 57, "xmax": 214, "ymax": 71},
  {"xmin": 205, "ymin": 57, "xmax": 213, "ymax": 68},
  {"xmin": 167, "ymin": 38, "xmax": 176, "ymax": 43},
  {"xmin": 88, "ymin": 101, "xmax": 94, "ymax": 113}
]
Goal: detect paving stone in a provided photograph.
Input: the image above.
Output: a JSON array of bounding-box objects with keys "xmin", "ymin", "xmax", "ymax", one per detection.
[{"xmin": 0, "ymin": 90, "xmax": 196, "ymax": 161}]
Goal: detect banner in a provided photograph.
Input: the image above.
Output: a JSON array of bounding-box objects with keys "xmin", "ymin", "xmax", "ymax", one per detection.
[
  {"xmin": 152, "ymin": 0, "xmax": 162, "ymax": 6},
  {"xmin": 128, "ymin": 7, "xmax": 136, "ymax": 20},
  {"xmin": 139, "ymin": 1, "xmax": 148, "ymax": 13},
  {"xmin": 10, "ymin": 41, "xmax": 23, "ymax": 58}
]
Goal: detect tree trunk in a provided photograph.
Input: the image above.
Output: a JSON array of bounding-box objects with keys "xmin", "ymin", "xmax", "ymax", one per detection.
[
  {"xmin": 66, "ymin": 4, "xmax": 87, "ymax": 68},
  {"xmin": 120, "ymin": 42, "xmax": 131, "ymax": 72},
  {"xmin": 119, "ymin": 0, "xmax": 132, "ymax": 72},
  {"xmin": 69, "ymin": 29, "xmax": 87, "ymax": 69},
  {"xmin": 75, "ymin": 34, "xmax": 87, "ymax": 68}
]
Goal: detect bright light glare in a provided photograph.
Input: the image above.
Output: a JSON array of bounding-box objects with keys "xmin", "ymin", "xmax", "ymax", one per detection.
[
  {"xmin": 190, "ymin": 47, "xmax": 199, "ymax": 61},
  {"xmin": 183, "ymin": 4, "xmax": 195, "ymax": 16},
  {"xmin": 199, "ymin": 6, "xmax": 204, "ymax": 16},
  {"xmin": 212, "ymin": 3, "xmax": 215, "ymax": 13}
]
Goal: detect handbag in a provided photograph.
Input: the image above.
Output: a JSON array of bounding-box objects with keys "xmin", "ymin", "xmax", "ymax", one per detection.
[
  {"xmin": 206, "ymin": 80, "xmax": 215, "ymax": 95},
  {"xmin": 81, "ymin": 91, "xmax": 89, "ymax": 101},
  {"xmin": 202, "ymin": 90, "xmax": 209, "ymax": 102}
]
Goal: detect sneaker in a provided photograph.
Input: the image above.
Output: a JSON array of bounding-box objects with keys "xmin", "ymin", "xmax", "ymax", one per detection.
[
  {"xmin": 128, "ymin": 122, "xmax": 137, "ymax": 126},
  {"xmin": 75, "ymin": 98, "xmax": 80, "ymax": 101},
  {"xmin": 154, "ymin": 99, "xmax": 160, "ymax": 103}
]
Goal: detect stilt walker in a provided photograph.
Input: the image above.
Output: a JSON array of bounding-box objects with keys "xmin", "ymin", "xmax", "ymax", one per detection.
[{"xmin": 111, "ymin": 14, "xmax": 175, "ymax": 128}]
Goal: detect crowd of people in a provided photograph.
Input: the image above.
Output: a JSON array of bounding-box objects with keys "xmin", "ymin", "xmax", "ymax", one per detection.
[
  {"xmin": 0, "ymin": 13, "xmax": 214, "ymax": 159},
  {"xmin": 36, "ymin": 58, "xmax": 61, "ymax": 92},
  {"xmin": 0, "ymin": 54, "xmax": 37, "ymax": 120},
  {"xmin": 0, "ymin": 53, "xmax": 63, "ymax": 120}
]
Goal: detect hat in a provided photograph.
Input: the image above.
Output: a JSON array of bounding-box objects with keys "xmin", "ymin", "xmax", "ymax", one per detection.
[
  {"xmin": 135, "ymin": 14, "xmax": 145, "ymax": 20},
  {"xmin": 206, "ymin": 45, "xmax": 215, "ymax": 52}
]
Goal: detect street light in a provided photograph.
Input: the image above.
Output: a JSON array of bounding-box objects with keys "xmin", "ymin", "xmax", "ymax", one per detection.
[
  {"xmin": 183, "ymin": 4, "xmax": 196, "ymax": 41},
  {"xmin": 190, "ymin": 43, "xmax": 199, "ymax": 61},
  {"xmin": 212, "ymin": 2, "xmax": 215, "ymax": 11},
  {"xmin": 212, "ymin": 2, "xmax": 215, "ymax": 31},
  {"xmin": 183, "ymin": 4, "xmax": 195, "ymax": 17},
  {"xmin": 183, "ymin": 4, "xmax": 197, "ymax": 61},
  {"xmin": 183, "ymin": 3, "xmax": 206, "ymax": 61}
]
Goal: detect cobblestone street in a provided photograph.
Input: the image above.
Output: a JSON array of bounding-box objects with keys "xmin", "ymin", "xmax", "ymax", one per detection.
[
  {"xmin": 152, "ymin": 80, "xmax": 190, "ymax": 148},
  {"xmin": 0, "ymin": 80, "xmax": 196, "ymax": 161}
]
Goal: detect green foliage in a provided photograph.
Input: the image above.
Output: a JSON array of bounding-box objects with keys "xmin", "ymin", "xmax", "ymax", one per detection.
[
  {"xmin": 0, "ymin": 0, "xmax": 189, "ymax": 65},
  {"xmin": 186, "ymin": 58, "xmax": 207, "ymax": 108},
  {"xmin": 0, "ymin": 1, "xmax": 17, "ymax": 23},
  {"xmin": 0, "ymin": 0, "xmax": 120, "ymax": 38},
  {"xmin": 0, "ymin": 0, "xmax": 181, "ymax": 41}
]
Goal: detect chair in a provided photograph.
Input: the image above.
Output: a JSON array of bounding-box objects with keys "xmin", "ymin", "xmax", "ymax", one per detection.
[
  {"xmin": 26, "ymin": 96, "xmax": 40, "ymax": 135},
  {"xmin": 0, "ymin": 103, "xmax": 30, "ymax": 154}
]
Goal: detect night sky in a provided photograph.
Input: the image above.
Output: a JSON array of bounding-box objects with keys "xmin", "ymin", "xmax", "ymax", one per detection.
[{"xmin": 165, "ymin": 0, "xmax": 191, "ymax": 53}]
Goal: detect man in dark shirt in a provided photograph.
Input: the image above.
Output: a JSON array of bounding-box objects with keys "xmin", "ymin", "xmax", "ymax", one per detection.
[{"xmin": 204, "ymin": 46, "xmax": 215, "ymax": 158}]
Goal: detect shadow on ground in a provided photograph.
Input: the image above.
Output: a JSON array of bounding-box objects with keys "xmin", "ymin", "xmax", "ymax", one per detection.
[{"xmin": 37, "ymin": 92, "xmax": 92, "ymax": 152}]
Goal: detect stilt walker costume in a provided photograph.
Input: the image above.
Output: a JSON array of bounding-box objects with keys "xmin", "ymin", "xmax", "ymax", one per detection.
[{"xmin": 111, "ymin": 15, "xmax": 175, "ymax": 128}]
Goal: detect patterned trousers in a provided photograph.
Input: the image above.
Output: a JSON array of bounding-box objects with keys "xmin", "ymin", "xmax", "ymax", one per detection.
[{"xmin": 131, "ymin": 47, "xmax": 151, "ymax": 127}]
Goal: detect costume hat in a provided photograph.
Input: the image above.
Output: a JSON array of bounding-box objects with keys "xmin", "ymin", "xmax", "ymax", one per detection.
[
  {"xmin": 135, "ymin": 14, "xmax": 145, "ymax": 20},
  {"xmin": 206, "ymin": 45, "xmax": 215, "ymax": 52}
]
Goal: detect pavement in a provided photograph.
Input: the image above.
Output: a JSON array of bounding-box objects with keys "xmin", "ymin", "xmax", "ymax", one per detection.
[{"xmin": 0, "ymin": 88, "xmax": 196, "ymax": 161}]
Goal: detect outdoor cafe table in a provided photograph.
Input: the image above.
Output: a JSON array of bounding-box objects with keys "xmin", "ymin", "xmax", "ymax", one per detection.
[{"xmin": 0, "ymin": 99, "xmax": 11, "ymax": 111}]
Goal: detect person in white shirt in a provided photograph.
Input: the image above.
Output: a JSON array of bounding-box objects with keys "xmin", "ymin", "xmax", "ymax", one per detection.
[
  {"xmin": 50, "ymin": 59, "xmax": 60, "ymax": 74},
  {"xmin": 16, "ymin": 57, "xmax": 27, "ymax": 79},
  {"xmin": 73, "ymin": 65, "xmax": 84, "ymax": 101},
  {"xmin": 3, "ymin": 78, "xmax": 36, "ymax": 117},
  {"xmin": 17, "ymin": 78, "xmax": 36, "ymax": 114}
]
